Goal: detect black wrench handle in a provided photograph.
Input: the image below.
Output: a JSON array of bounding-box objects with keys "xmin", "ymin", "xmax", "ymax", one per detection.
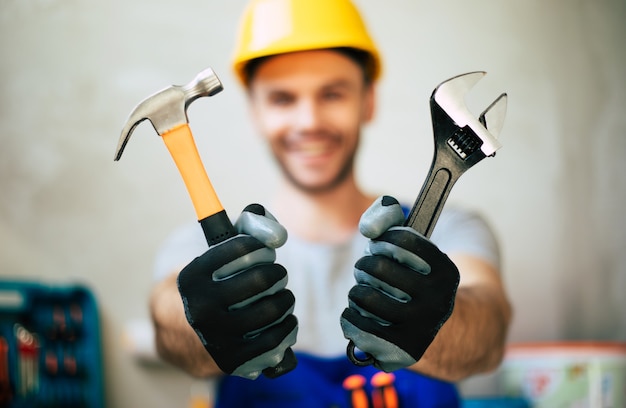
[
  {"xmin": 199, "ymin": 210, "xmax": 297, "ymax": 378},
  {"xmin": 404, "ymin": 164, "xmax": 460, "ymax": 237}
]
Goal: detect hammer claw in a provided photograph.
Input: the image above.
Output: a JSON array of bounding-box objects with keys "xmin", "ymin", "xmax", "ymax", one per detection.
[{"xmin": 114, "ymin": 116, "xmax": 147, "ymax": 161}]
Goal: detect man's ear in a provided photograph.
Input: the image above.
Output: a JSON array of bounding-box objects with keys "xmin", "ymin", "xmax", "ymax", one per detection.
[{"xmin": 363, "ymin": 84, "xmax": 376, "ymax": 123}]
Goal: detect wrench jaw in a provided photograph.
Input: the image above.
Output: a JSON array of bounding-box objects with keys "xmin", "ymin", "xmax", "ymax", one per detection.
[
  {"xmin": 430, "ymin": 98, "xmax": 488, "ymax": 175},
  {"xmin": 432, "ymin": 72, "xmax": 504, "ymax": 164},
  {"xmin": 479, "ymin": 93, "xmax": 508, "ymax": 140},
  {"xmin": 430, "ymin": 88, "xmax": 508, "ymax": 174}
]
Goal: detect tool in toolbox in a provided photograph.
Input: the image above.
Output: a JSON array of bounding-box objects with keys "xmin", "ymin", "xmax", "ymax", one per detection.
[
  {"xmin": 15, "ymin": 324, "xmax": 40, "ymax": 398},
  {"xmin": 0, "ymin": 336, "xmax": 11, "ymax": 404},
  {"xmin": 347, "ymin": 71, "xmax": 508, "ymax": 367},
  {"xmin": 114, "ymin": 67, "xmax": 297, "ymax": 378},
  {"xmin": 0, "ymin": 280, "xmax": 104, "ymax": 408}
]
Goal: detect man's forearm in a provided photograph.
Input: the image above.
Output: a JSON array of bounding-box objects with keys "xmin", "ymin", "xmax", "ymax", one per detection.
[
  {"xmin": 410, "ymin": 256, "xmax": 512, "ymax": 382},
  {"xmin": 150, "ymin": 273, "xmax": 222, "ymax": 378}
]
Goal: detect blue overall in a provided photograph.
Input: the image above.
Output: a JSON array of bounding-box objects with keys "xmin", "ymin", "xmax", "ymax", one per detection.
[{"xmin": 215, "ymin": 352, "xmax": 459, "ymax": 407}]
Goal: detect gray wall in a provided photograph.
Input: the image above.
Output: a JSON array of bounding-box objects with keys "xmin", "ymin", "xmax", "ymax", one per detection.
[{"xmin": 1, "ymin": 0, "xmax": 624, "ymax": 406}]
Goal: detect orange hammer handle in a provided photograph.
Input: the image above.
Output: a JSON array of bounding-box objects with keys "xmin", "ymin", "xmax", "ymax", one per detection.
[
  {"xmin": 162, "ymin": 123, "xmax": 236, "ymax": 246},
  {"xmin": 162, "ymin": 123, "xmax": 223, "ymax": 220}
]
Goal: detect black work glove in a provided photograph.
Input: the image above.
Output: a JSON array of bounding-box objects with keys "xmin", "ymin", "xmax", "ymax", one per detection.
[
  {"xmin": 177, "ymin": 204, "xmax": 297, "ymax": 379},
  {"xmin": 341, "ymin": 196, "xmax": 460, "ymax": 372}
]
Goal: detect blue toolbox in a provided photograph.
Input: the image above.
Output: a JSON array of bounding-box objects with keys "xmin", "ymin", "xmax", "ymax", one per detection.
[{"xmin": 0, "ymin": 279, "xmax": 105, "ymax": 408}]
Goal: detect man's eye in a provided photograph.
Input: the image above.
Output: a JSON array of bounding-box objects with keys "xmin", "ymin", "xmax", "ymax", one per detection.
[
  {"xmin": 323, "ymin": 91, "xmax": 343, "ymax": 101},
  {"xmin": 269, "ymin": 94, "xmax": 294, "ymax": 105}
]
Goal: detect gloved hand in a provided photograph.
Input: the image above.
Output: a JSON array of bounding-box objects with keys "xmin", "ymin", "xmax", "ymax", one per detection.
[
  {"xmin": 341, "ymin": 196, "xmax": 460, "ymax": 372},
  {"xmin": 177, "ymin": 204, "xmax": 298, "ymax": 380}
]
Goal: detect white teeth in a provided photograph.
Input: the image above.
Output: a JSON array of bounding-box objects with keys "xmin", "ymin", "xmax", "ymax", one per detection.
[
  {"xmin": 302, "ymin": 145, "xmax": 326, "ymax": 154},
  {"xmin": 296, "ymin": 142, "xmax": 329, "ymax": 156}
]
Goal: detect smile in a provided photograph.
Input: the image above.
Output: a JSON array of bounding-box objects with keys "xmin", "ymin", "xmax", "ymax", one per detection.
[{"xmin": 284, "ymin": 134, "xmax": 340, "ymax": 158}]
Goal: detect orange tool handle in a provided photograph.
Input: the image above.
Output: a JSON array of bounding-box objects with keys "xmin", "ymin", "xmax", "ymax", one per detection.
[
  {"xmin": 162, "ymin": 123, "xmax": 236, "ymax": 246},
  {"xmin": 343, "ymin": 375, "xmax": 370, "ymax": 408},
  {"xmin": 371, "ymin": 372, "xmax": 398, "ymax": 408},
  {"xmin": 162, "ymin": 123, "xmax": 224, "ymax": 220}
]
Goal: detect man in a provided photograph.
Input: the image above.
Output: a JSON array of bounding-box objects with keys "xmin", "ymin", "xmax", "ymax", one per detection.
[{"xmin": 150, "ymin": 0, "xmax": 512, "ymax": 406}]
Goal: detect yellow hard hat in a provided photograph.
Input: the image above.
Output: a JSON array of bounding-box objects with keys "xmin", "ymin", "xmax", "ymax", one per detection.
[{"xmin": 232, "ymin": 0, "xmax": 381, "ymax": 85}]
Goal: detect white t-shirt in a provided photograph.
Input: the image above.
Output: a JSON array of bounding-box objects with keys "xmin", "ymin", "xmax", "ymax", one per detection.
[{"xmin": 153, "ymin": 206, "xmax": 500, "ymax": 357}]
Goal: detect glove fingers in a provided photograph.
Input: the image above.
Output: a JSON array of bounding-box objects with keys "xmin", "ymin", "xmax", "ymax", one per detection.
[
  {"xmin": 235, "ymin": 204, "xmax": 288, "ymax": 249},
  {"xmin": 375, "ymin": 228, "xmax": 457, "ymax": 275},
  {"xmin": 179, "ymin": 261, "xmax": 287, "ymax": 309},
  {"xmin": 229, "ymin": 289, "xmax": 295, "ymax": 337},
  {"xmin": 368, "ymin": 236, "xmax": 430, "ymax": 274},
  {"xmin": 355, "ymin": 255, "xmax": 432, "ymax": 299},
  {"xmin": 363, "ymin": 232, "xmax": 460, "ymax": 289},
  {"xmin": 354, "ymin": 256, "xmax": 457, "ymax": 321},
  {"xmin": 340, "ymin": 313, "xmax": 416, "ymax": 373},
  {"xmin": 347, "ymin": 283, "xmax": 452, "ymax": 332},
  {"xmin": 359, "ymin": 195, "xmax": 405, "ymax": 239},
  {"xmin": 227, "ymin": 315, "xmax": 298, "ymax": 370},
  {"xmin": 247, "ymin": 313, "xmax": 298, "ymax": 353},
  {"xmin": 231, "ymin": 316, "xmax": 298, "ymax": 380},
  {"xmin": 185, "ymin": 234, "xmax": 273, "ymax": 280},
  {"xmin": 216, "ymin": 263, "xmax": 288, "ymax": 308},
  {"xmin": 341, "ymin": 305, "xmax": 434, "ymax": 366},
  {"xmin": 347, "ymin": 284, "xmax": 408, "ymax": 325},
  {"xmin": 341, "ymin": 307, "xmax": 399, "ymax": 346}
]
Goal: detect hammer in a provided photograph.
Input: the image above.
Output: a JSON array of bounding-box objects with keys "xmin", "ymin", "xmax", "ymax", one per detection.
[{"xmin": 114, "ymin": 67, "xmax": 296, "ymax": 378}]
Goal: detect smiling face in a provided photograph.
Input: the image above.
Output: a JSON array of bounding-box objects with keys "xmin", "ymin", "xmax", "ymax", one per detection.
[{"xmin": 247, "ymin": 50, "xmax": 375, "ymax": 194}]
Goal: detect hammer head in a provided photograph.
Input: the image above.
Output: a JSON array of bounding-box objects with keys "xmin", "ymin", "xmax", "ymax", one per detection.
[{"xmin": 114, "ymin": 67, "xmax": 223, "ymax": 161}]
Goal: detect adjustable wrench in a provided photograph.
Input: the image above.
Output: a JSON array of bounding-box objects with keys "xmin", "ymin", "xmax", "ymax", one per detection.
[
  {"xmin": 114, "ymin": 68, "xmax": 296, "ymax": 378},
  {"xmin": 406, "ymin": 71, "xmax": 506, "ymax": 236},
  {"xmin": 348, "ymin": 71, "xmax": 507, "ymax": 366}
]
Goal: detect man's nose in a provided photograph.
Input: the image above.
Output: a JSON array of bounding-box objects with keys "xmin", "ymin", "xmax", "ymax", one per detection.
[{"xmin": 293, "ymin": 98, "xmax": 321, "ymax": 131}]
